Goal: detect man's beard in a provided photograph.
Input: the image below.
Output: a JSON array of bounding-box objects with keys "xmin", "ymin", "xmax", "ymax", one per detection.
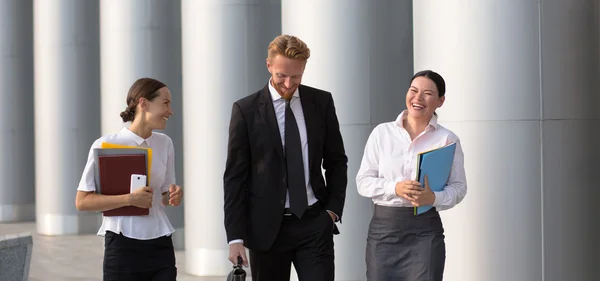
[{"xmin": 275, "ymin": 84, "xmax": 295, "ymax": 100}]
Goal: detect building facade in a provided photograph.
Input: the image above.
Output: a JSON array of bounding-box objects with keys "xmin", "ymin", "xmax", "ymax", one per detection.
[{"xmin": 1, "ymin": 1, "xmax": 599, "ymax": 280}]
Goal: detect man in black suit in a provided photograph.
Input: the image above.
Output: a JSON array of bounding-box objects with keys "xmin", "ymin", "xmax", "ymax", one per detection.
[{"xmin": 223, "ymin": 34, "xmax": 348, "ymax": 281}]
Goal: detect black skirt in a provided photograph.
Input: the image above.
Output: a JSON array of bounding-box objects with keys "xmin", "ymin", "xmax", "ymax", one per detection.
[
  {"xmin": 366, "ymin": 205, "xmax": 445, "ymax": 281},
  {"xmin": 103, "ymin": 231, "xmax": 177, "ymax": 281}
]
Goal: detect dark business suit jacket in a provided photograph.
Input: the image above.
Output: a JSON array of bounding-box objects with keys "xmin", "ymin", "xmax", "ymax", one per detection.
[{"xmin": 223, "ymin": 83, "xmax": 348, "ymax": 252}]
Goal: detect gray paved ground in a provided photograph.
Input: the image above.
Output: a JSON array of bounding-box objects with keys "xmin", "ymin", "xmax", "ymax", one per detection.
[{"xmin": 0, "ymin": 222, "xmax": 233, "ymax": 281}]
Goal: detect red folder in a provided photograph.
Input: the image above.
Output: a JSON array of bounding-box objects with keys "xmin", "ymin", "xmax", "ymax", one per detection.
[{"xmin": 98, "ymin": 154, "xmax": 149, "ymax": 216}]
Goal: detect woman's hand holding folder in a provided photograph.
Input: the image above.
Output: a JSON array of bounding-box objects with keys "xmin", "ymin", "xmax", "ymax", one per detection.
[
  {"xmin": 395, "ymin": 180, "xmax": 423, "ymax": 200},
  {"xmin": 129, "ymin": 187, "xmax": 154, "ymax": 208},
  {"xmin": 408, "ymin": 175, "xmax": 435, "ymax": 207},
  {"xmin": 395, "ymin": 177, "xmax": 436, "ymax": 206}
]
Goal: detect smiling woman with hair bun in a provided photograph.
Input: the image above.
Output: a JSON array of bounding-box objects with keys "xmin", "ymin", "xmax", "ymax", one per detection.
[{"xmin": 75, "ymin": 77, "xmax": 184, "ymax": 280}]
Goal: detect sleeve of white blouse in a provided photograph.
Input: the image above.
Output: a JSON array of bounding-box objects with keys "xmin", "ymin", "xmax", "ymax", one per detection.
[
  {"xmin": 77, "ymin": 139, "xmax": 102, "ymax": 192},
  {"xmin": 432, "ymin": 138, "xmax": 467, "ymax": 210},
  {"xmin": 161, "ymin": 136, "xmax": 176, "ymax": 194},
  {"xmin": 356, "ymin": 126, "xmax": 398, "ymax": 199}
]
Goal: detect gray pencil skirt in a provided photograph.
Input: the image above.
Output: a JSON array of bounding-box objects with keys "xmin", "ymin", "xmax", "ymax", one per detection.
[{"xmin": 366, "ymin": 205, "xmax": 446, "ymax": 281}]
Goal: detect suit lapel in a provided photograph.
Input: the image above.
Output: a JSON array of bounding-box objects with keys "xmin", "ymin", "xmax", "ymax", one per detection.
[
  {"xmin": 258, "ymin": 85, "xmax": 284, "ymax": 159},
  {"xmin": 299, "ymin": 85, "xmax": 317, "ymax": 173}
]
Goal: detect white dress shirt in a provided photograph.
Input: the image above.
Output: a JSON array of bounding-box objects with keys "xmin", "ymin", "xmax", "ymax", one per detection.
[
  {"xmin": 356, "ymin": 110, "xmax": 467, "ymax": 211},
  {"xmin": 269, "ymin": 81, "xmax": 319, "ymax": 209},
  {"xmin": 77, "ymin": 127, "xmax": 176, "ymax": 240}
]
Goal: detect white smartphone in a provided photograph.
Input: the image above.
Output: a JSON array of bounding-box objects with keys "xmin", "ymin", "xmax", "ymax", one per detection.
[{"xmin": 130, "ymin": 174, "xmax": 147, "ymax": 193}]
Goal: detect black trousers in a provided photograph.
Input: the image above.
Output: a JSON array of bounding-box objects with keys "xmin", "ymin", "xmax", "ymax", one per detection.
[
  {"xmin": 366, "ymin": 205, "xmax": 446, "ymax": 281},
  {"xmin": 249, "ymin": 204, "xmax": 335, "ymax": 281},
  {"xmin": 103, "ymin": 231, "xmax": 177, "ymax": 281}
]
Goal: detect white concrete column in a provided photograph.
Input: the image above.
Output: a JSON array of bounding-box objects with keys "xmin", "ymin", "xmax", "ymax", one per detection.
[
  {"xmin": 0, "ymin": 0, "xmax": 35, "ymax": 222},
  {"xmin": 181, "ymin": 0, "xmax": 281, "ymax": 276},
  {"xmin": 414, "ymin": 1, "xmax": 600, "ymax": 280},
  {"xmin": 34, "ymin": 0, "xmax": 101, "ymax": 235},
  {"xmin": 283, "ymin": 1, "xmax": 414, "ymax": 280},
  {"xmin": 100, "ymin": 0, "xmax": 185, "ymax": 249}
]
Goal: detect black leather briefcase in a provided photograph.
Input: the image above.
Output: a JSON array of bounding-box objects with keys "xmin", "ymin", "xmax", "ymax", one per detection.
[{"xmin": 226, "ymin": 256, "xmax": 246, "ymax": 281}]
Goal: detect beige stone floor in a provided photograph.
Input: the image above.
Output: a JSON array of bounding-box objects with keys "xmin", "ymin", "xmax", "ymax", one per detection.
[{"xmin": 0, "ymin": 222, "xmax": 232, "ymax": 281}]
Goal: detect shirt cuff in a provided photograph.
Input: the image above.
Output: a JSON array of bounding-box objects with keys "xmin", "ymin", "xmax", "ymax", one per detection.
[
  {"xmin": 326, "ymin": 210, "xmax": 339, "ymax": 222},
  {"xmin": 384, "ymin": 180, "xmax": 397, "ymax": 198},
  {"xmin": 77, "ymin": 185, "xmax": 96, "ymax": 192},
  {"xmin": 432, "ymin": 191, "xmax": 445, "ymax": 207},
  {"xmin": 228, "ymin": 239, "xmax": 244, "ymax": 245}
]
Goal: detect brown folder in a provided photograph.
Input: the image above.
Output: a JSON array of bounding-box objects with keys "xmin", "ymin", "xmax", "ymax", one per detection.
[{"xmin": 98, "ymin": 154, "xmax": 149, "ymax": 216}]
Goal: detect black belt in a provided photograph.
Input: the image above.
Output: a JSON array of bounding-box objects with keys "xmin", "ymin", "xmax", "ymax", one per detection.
[{"xmin": 283, "ymin": 202, "xmax": 321, "ymax": 217}]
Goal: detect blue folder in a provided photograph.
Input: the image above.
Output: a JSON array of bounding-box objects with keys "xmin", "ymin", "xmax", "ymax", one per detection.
[{"xmin": 414, "ymin": 142, "xmax": 457, "ymax": 215}]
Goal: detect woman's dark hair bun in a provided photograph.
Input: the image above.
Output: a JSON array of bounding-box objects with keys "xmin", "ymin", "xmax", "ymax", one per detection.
[{"xmin": 120, "ymin": 107, "xmax": 135, "ymax": 122}]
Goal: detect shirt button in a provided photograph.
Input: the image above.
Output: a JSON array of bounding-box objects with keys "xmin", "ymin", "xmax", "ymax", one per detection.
[{"xmin": 281, "ymin": 200, "xmax": 284, "ymax": 205}]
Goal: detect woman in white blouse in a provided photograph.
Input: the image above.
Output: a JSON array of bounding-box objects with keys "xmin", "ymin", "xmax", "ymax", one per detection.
[
  {"xmin": 75, "ymin": 78, "xmax": 184, "ymax": 281},
  {"xmin": 356, "ymin": 70, "xmax": 467, "ymax": 281}
]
